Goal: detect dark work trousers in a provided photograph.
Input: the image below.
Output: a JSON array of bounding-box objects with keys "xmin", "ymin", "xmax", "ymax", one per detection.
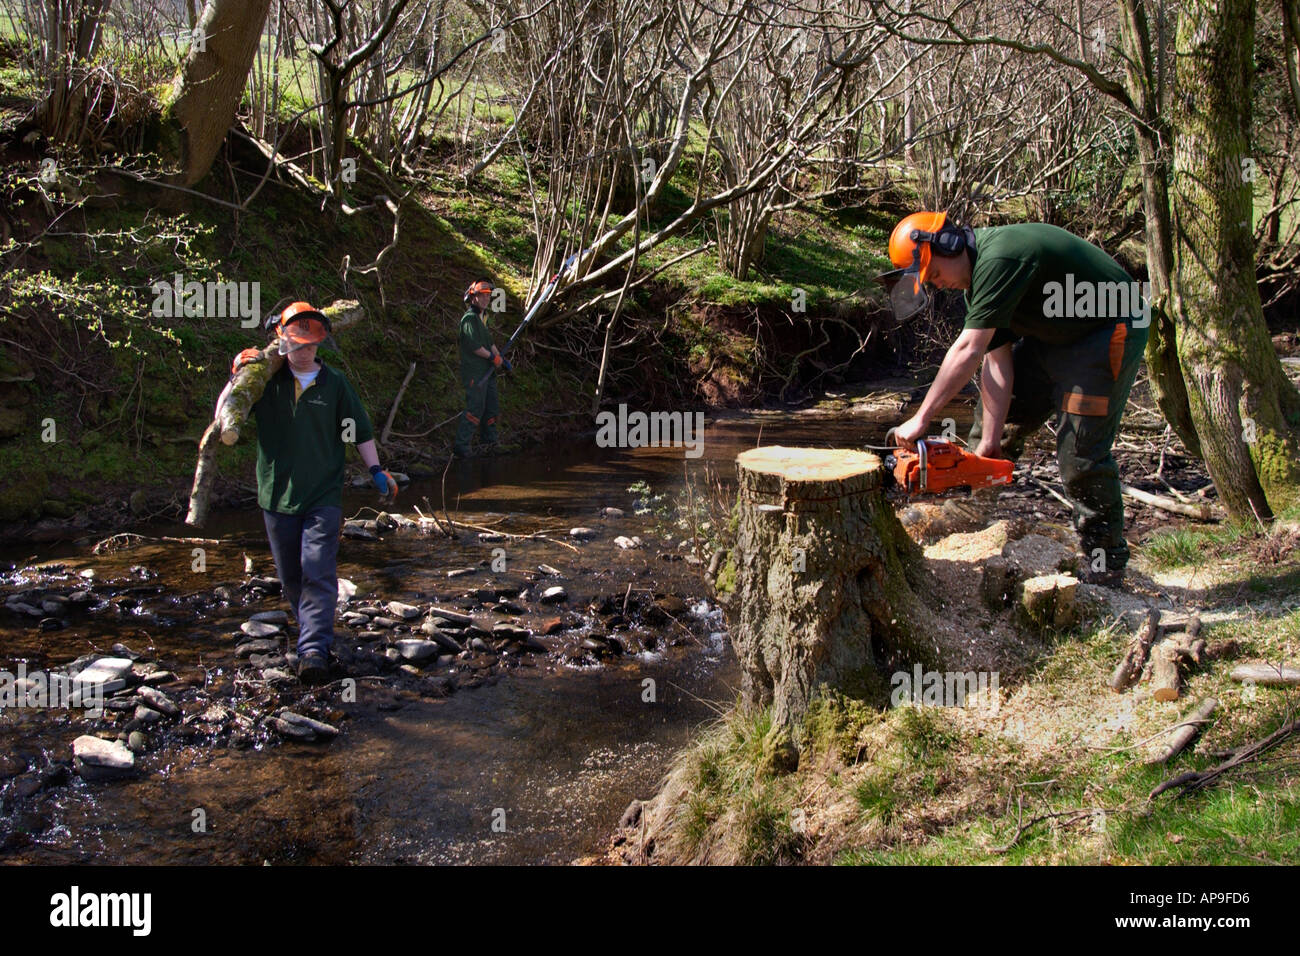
[
  {"xmin": 261, "ymin": 506, "xmax": 342, "ymax": 658},
  {"xmin": 454, "ymin": 373, "xmax": 499, "ymax": 457},
  {"xmin": 969, "ymin": 319, "xmax": 1149, "ymax": 571}
]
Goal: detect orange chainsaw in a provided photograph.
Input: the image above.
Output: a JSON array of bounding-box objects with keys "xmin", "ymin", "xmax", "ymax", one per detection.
[{"xmin": 883, "ymin": 438, "xmax": 1014, "ymax": 496}]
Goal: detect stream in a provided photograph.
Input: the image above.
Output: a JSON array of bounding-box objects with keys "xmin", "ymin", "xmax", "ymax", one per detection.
[{"xmin": 0, "ymin": 405, "xmax": 896, "ymax": 865}]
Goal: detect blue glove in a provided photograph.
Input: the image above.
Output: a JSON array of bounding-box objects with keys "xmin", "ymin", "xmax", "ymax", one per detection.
[
  {"xmin": 370, "ymin": 465, "xmax": 396, "ymax": 497},
  {"xmin": 502, "ymin": 358, "xmax": 513, "ymax": 373}
]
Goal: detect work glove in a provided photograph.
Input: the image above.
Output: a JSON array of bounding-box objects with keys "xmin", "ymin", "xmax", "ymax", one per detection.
[
  {"xmin": 231, "ymin": 347, "xmax": 263, "ymax": 374},
  {"xmin": 370, "ymin": 465, "xmax": 397, "ymax": 500},
  {"xmin": 501, "ymin": 357, "xmax": 513, "ymax": 373},
  {"xmin": 492, "ymin": 353, "xmax": 503, "ymax": 368}
]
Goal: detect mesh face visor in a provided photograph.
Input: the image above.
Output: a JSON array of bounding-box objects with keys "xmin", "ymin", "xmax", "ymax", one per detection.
[
  {"xmin": 875, "ymin": 267, "xmax": 932, "ymax": 322},
  {"xmin": 276, "ymin": 316, "xmax": 337, "ymax": 354}
]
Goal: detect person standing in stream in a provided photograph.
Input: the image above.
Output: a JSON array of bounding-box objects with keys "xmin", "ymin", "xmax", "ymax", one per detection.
[
  {"xmin": 454, "ymin": 278, "xmax": 511, "ymax": 459},
  {"xmin": 228, "ymin": 301, "xmax": 397, "ymax": 685},
  {"xmin": 885, "ymin": 212, "xmax": 1149, "ymax": 587}
]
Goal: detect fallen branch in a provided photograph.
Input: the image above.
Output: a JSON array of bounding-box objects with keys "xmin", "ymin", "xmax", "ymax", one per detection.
[
  {"xmin": 92, "ymin": 532, "xmax": 223, "ymax": 554},
  {"xmin": 381, "ymin": 361, "xmax": 417, "ymax": 446},
  {"xmin": 1027, "ymin": 476, "xmax": 1074, "ymax": 510},
  {"xmin": 412, "ymin": 503, "xmax": 452, "ymax": 538},
  {"xmin": 1151, "ymin": 718, "xmax": 1300, "ymax": 799},
  {"xmin": 1110, "ymin": 608, "xmax": 1161, "ymax": 693},
  {"xmin": 1145, "ymin": 697, "xmax": 1217, "ymax": 765},
  {"xmin": 1121, "ymin": 483, "xmax": 1215, "ymax": 521},
  {"xmin": 1229, "ymin": 662, "xmax": 1300, "ymax": 686},
  {"xmin": 444, "ymin": 518, "xmax": 580, "ymax": 553}
]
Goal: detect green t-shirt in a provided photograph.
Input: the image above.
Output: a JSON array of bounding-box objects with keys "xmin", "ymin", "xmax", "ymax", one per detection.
[
  {"xmin": 251, "ymin": 361, "xmax": 375, "ymax": 514},
  {"xmin": 459, "ymin": 308, "xmax": 494, "ymax": 381},
  {"xmin": 963, "ymin": 223, "xmax": 1142, "ymax": 348}
]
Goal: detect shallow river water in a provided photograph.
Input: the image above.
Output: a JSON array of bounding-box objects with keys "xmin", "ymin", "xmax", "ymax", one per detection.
[{"xmin": 0, "ymin": 408, "xmax": 893, "ymax": 864}]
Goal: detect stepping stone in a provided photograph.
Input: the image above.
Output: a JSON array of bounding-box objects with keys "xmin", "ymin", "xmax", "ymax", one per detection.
[
  {"xmin": 72, "ymin": 735, "xmax": 135, "ymax": 781},
  {"xmin": 137, "ymin": 686, "xmax": 179, "ymax": 716},
  {"xmin": 241, "ymin": 620, "xmax": 281, "ymax": 638},
  {"xmin": 250, "ymin": 610, "xmax": 289, "ymax": 624},
  {"xmin": 71, "ymin": 658, "xmax": 133, "ymax": 695},
  {"xmin": 419, "ymin": 622, "xmax": 465, "ymax": 654},
  {"xmin": 428, "ymin": 607, "xmax": 472, "ymax": 626},
  {"xmin": 395, "ymin": 639, "xmax": 440, "ymax": 662},
  {"xmin": 236, "ymin": 638, "xmax": 281, "ymax": 658},
  {"xmin": 133, "ymin": 705, "xmax": 163, "ymax": 724},
  {"xmin": 387, "ymin": 601, "xmax": 422, "ymax": 620},
  {"xmin": 492, "ymin": 622, "xmax": 530, "ymax": 641},
  {"xmin": 540, "ymin": 586, "xmax": 568, "ymax": 604},
  {"xmin": 570, "ymin": 527, "xmax": 597, "ymax": 540},
  {"xmin": 271, "ymin": 711, "xmax": 338, "ymax": 741}
]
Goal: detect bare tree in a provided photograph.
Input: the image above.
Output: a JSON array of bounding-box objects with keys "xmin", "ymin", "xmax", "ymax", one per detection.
[{"xmin": 167, "ymin": 0, "xmax": 273, "ymax": 185}]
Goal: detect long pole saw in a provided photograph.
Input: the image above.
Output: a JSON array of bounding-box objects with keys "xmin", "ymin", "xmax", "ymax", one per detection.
[{"xmin": 470, "ymin": 249, "xmax": 583, "ymax": 389}]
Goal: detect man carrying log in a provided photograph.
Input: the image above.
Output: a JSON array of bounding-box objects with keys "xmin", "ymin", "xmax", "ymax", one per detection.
[
  {"xmin": 886, "ymin": 212, "xmax": 1149, "ymax": 586},
  {"xmin": 453, "ymin": 278, "xmax": 511, "ymax": 459},
  {"xmin": 228, "ymin": 301, "xmax": 397, "ymax": 684}
]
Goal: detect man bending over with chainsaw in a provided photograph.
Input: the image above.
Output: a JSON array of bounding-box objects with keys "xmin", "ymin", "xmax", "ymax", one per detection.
[{"xmin": 886, "ymin": 212, "xmax": 1149, "ymax": 587}]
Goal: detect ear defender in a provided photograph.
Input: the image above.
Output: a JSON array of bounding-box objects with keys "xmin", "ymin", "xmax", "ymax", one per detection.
[{"xmin": 909, "ymin": 225, "xmax": 967, "ymax": 258}]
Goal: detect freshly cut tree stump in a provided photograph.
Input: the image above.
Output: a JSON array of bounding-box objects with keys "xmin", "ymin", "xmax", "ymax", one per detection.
[
  {"xmin": 1018, "ymin": 573, "xmax": 1079, "ymax": 629},
  {"xmin": 731, "ymin": 447, "xmax": 936, "ymax": 769},
  {"xmin": 184, "ymin": 299, "xmax": 364, "ymax": 527}
]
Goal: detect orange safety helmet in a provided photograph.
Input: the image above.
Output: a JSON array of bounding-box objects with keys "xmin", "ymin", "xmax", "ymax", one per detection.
[
  {"xmin": 888, "ymin": 211, "xmax": 966, "ymax": 291},
  {"xmin": 274, "ymin": 301, "xmax": 335, "ymax": 354},
  {"xmin": 464, "ymin": 279, "xmax": 494, "ymax": 303}
]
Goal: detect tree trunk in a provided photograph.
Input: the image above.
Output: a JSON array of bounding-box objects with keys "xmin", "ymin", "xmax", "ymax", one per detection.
[
  {"xmin": 36, "ymin": 0, "xmax": 112, "ymax": 145},
  {"xmin": 730, "ymin": 446, "xmax": 937, "ymax": 770},
  {"xmin": 167, "ymin": 0, "xmax": 273, "ymax": 186},
  {"xmin": 1169, "ymin": 0, "xmax": 1300, "ymax": 520},
  {"xmin": 1116, "ymin": 0, "xmax": 1202, "ymax": 457}
]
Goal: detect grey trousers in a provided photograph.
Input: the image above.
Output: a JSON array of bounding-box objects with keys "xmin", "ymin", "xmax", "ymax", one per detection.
[{"xmin": 261, "ymin": 506, "xmax": 342, "ymax": 657}]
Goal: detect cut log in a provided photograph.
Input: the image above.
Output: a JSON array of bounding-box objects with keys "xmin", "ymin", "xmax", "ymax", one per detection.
[
  {"xmin": 731, "ymin": 446, "xmax": 934, "ymax": 768},
  {"xmin": 1151, "ymin": 643, "xmax": 1182, "ymax": 701},
  {"xmin": 1121, "ymin": 484, "xmax": 1215, "ymax": 521},
  {"xmin": 1229, "ymin": 663, "xmax": 1300, "ymax": 686},
  {"xmin": 184, "ymin": 299, "xmax": 363, "ymax": 527},
  {"xmin": 1146, "ymin": 697, "xmax": 1218, "ymax": 765},
  {"xmin": 1109, "ymin": 608, "xmax": 1161, "ymax": 693},
  {"xmin": 1018, "ymin": 573, "xmax": 1078, "ymax": 629}
]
